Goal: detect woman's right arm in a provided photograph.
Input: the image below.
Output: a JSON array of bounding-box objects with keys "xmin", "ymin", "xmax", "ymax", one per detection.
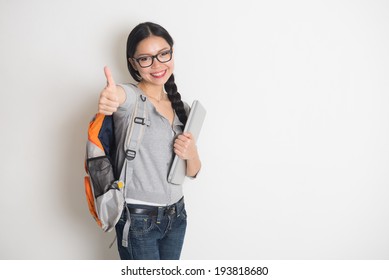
[{"xmin": 98, "ymin": 66, "xmax": 126, "ymax": 115}]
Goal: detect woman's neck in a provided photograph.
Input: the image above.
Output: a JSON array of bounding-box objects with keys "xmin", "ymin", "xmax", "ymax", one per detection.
[{"xmin": 138, "ymin": 81, "xmax": 165, "ymax": 101}]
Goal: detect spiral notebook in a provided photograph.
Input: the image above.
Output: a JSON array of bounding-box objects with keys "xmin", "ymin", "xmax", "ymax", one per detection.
[{"xmin": 168, "ymin": 100, "xmax": 206, "ymax": 185}]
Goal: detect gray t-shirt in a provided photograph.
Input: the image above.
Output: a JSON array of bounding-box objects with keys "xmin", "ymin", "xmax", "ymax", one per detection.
[{"xmin": 113, "ymin": 83, "xmax": 189, "ymax": 205}]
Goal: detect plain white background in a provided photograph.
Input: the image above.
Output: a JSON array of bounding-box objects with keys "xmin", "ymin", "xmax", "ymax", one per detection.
[{"xmin": 1, "ymin": 0, "xmax": 388, "ymax": 259}]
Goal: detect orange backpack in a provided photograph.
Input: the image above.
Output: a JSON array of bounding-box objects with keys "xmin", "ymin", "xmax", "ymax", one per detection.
[{"xmin": 84, "ymin": 88, "xmax": 149, "ymax": 247}]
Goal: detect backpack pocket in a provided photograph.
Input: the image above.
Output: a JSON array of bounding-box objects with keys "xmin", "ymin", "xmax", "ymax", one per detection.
[
  {"xmin": 84, "ymin": 176, "xmax": 102, "ymax": 227},
  {"xmin": 86, "ymin": 156, "xmax": 124, "ymax": 232}
]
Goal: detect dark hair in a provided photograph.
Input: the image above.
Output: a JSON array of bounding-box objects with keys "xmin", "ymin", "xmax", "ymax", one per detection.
[{"xmin": 126, "ymin": 22, "xmax": 187, "ymax": 127}]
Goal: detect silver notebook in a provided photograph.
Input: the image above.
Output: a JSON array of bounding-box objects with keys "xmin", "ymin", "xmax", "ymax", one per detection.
[{"xmin": 168, "ymin": 100, "xmax": 206, "ymax": 185}]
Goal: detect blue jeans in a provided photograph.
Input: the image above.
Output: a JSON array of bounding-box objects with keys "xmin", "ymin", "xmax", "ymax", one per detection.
[{"xmin": 115, "ymin": 197, "xmax": 187, "ymax": 260}]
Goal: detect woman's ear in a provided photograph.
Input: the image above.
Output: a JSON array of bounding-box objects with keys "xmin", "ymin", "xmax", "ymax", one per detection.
[{"xmin": 129, "ymin": 58, "xmax": 138, "ymax": 71}]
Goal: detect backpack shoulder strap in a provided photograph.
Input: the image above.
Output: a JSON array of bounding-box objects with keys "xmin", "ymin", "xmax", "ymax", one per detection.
[
  {"xmin": 118, "ymin": 86, "xmax": 150, "ymax": 183},
  {"xmin": 118, "ymin": 85, "xmax": 150, "ymax": 247}
]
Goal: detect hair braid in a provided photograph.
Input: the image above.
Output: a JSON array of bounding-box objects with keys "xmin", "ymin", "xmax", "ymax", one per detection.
[{"xmin": 165, "ymin": 74, "xmax": 187, "ymax": 128}]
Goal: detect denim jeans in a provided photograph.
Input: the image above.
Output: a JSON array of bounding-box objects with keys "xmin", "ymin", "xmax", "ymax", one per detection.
[{"xmin": 115, "ymin": 197, "xmax": 187, "ymax": 260}]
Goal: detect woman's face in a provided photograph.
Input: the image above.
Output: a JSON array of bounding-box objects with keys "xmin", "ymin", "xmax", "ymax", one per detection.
[{"xmin": 131, "ymin": 35, "xmax": 174, "ymax": 87}]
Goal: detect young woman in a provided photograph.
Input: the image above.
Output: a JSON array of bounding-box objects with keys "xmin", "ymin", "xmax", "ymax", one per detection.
[{"xmin": 97, "ymin": 22, "xmax": 201, "ymax": 260}]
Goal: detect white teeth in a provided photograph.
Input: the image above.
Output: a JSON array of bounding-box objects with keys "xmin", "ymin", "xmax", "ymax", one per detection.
[{"xmin": 151, "ymin": 70, "xmax": 165, "ymax": 77}]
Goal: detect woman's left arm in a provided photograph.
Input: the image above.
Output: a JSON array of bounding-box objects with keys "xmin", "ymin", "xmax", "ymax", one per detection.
[{"xmin": 173, "ymin": 132, "xmax": 201, "ymax": 177}]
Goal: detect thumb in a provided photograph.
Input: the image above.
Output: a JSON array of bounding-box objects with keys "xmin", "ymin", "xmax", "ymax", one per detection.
[{"xmin": 104, "ymin": 66, "xmax": 116, "ymax": 89}]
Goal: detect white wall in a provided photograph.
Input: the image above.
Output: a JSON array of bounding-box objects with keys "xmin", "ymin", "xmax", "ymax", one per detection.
[{"xmin": 1, "ymin": 0, "xmax": 389, "ymax": 259}]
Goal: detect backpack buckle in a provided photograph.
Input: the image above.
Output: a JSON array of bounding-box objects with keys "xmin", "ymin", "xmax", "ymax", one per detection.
[
  {"xmin": 134, "ymin": 117, "xmax": 145, "ymax": 125},
  {"xmin": 134, "ymin": 117, "xmax": 150, "ymax": 126},
  {"xmin": 125, "ymin": 149, "xmax": 136, "ymax": 160},
  {"xmin": 140, "ymin": 95, "xmax": 146, "ymax": 102}
]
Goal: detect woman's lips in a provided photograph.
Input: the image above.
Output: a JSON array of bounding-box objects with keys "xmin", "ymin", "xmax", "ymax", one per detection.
[{"xmin": 150, "ymin": 70, "xmax": 167, "ymax": 78}]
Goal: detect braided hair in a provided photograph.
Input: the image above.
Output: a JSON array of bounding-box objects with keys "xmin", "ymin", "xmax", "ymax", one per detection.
[{"xmin": 126, "ymin": 22, "xmax": 187, "ymax": 127}]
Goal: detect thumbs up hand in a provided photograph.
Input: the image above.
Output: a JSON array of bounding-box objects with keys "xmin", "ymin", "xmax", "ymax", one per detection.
[{"xmin": 98, "ymin": 66, "xmax": 125, "ymax": 115}]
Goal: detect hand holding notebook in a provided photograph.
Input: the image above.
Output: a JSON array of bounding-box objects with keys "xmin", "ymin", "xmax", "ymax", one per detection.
[{"xmin": 168, "ymin": 100, "xmax": 206, "ymax": 185}]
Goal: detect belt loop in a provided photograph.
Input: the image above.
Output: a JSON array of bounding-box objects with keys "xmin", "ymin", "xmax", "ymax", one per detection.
[
  {"xmin": 177, "ymin": 197, "xmax": 184, "ymax": 217},
  {"xmin": 157, "ymin": 207, "xmax": 164, "ymax": 224}
]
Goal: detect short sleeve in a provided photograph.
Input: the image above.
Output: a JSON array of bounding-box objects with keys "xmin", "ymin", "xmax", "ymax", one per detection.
[{"xmin": 116, "ymin": 83, "xmax": 138, "ymax": 118}]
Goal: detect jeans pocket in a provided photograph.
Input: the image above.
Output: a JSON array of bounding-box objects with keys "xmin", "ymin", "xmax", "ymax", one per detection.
[
  {"xmin": 130, "ymin": 214, "xmax": 155, "ymax": 235},
  {"xmin": 178, "ymin": 208, "xmax": 187, "ymax": 220}
]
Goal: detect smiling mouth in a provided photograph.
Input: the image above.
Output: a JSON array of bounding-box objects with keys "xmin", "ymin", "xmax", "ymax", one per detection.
[{"xmin": 151, "ymin": 70, "xmax": 167, "ymax": 78}]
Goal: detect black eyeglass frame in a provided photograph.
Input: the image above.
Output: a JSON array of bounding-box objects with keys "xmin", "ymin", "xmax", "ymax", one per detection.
[{"xmin": 131, "ymin": 49, "xmax": 173, "ymax": 68}]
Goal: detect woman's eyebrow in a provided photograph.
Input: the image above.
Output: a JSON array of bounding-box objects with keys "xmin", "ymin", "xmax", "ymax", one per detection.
[{"xmin": 136, "ymin": 47, "xmax": 170, "ymax": 57}]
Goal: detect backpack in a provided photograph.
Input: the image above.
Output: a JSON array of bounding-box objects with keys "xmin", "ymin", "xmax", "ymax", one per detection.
[{"xmin": 84, "ymin": 85, "xmax": 149, "ymax": 247}]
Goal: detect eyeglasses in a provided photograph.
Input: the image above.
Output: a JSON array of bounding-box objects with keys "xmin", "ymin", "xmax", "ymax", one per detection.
[{"xmin": 132, "ymin": 49, "xmax": 173, "ymax": 68}]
